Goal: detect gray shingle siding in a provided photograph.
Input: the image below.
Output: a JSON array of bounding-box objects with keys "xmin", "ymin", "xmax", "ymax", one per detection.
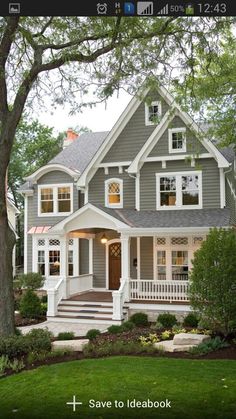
[
  {"xmin": 140, "ymin": 237, "xmax": 153, "ymax": 279},
  {"xmin": 79, "ymin": 239, "xmax": 89, "ymax": 275},
  {"xmin": 140, "ymin": 158, "xmax": 220, "ymax": 210}
]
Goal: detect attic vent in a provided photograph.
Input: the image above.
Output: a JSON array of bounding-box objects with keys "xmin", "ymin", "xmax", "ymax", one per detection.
[
  {"xmin": 38, "ymin": 239, "xmax": 45, "ymax": 246},
  {"xmin": 49, "ymin": 239, "xmax": 60, "ymax": 246},
  {"xmin": 156, "ymin": 237, "xmax": 166, "ymax": 246},
  {"xmin": 193, "ymin": 236, "xmax": 204, "ymax": 245},
  {"xmin": 69, "ymin": 239, "xmax": 74, "ymax": 246},
  {"xmin": 171, "ymin": 237, "xmax": 188, "ymax": 245}
]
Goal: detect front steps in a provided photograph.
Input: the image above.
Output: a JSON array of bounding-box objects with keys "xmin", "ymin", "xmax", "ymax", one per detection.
[{"xmin": 48, "ymin": 298, "xmax": 128, "ymax": 325}]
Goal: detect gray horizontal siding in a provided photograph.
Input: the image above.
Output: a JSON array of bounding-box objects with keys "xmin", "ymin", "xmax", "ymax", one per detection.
[
  {"xmin": 89, "ymin": 167, "xmax": 135, "ymax": 209},
  {"xmin": 79, "ymin": 239, "xmax": 89, "ymax": 275},
  {"xmin": 149, "ymin": 116, "xmax": 207, "ymax": 157},
  {"xmin": 93, "ymin": 231, "xmax": 119, "ymax": 288},
  {"xmin": 140, "ymin": 237, "xmax": 153, "ymax": 280},
  {"xmin": 102, "ymin": 92, "xmax": 169, "ymax": 163},
  {"xmin": 140, "ymin": 159, "xmax": 220, "ymax": 210}
]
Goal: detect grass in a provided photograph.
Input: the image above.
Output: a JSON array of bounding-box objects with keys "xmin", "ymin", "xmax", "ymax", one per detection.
[{"xmin": 0, "ymin": 357, "xmax": 236, "ymax": 418}]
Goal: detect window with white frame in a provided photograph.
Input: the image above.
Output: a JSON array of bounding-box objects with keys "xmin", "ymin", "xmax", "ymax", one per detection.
[
  {"xmin": 171, "ymin": 250, "xmax": 188, "ymax": 280},
  {"xmin": 168, "ymin": 128, "xmax": 186, "ymax": 153},
  {"xmin": 156, "ymin": 171, "xmax": 202, "ymax": 209},
  {"xmin": 105, "ymin": 178, "xmax": 123, "ymax": 208},
  {"xmin": 38, "ymin": 184, "xmax": 73, "ymax": 216},
  {"xmin": 145, "ymin": 101, "xmax": 162, "ymax": 126},
  {"xmin": 157, "ymin": 250, "xmax": 166, "ymax": 280}
]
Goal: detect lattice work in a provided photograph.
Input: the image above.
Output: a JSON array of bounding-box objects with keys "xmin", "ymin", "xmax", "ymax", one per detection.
[
  {"xmin": 68, "ymin": 239, "xmax": 74, "ymax": 246},
  {"xmin": 49, "ymin": 239, "xmax": 60, "ymax": 246},
  {"xmin": 171, "ymin": 237, "xmax": 188, "ymax": 245},
  {"xmin": 37, "ymin": 239, "xmax": 45, "ymax": 246},
  {"xmin": 193, "ymin": 236, "xmax": 204, "ymax": 245},
  {"xmin": 108, "ymin": 182, "xmax": 120, "ymax": 194},
  {"xmin": 156, "ymin": 237, "xmax": 166, "ymax": 246},
  {"xmin": 110, "ymin": 243, "xmax": 121, "ymax": 257}
]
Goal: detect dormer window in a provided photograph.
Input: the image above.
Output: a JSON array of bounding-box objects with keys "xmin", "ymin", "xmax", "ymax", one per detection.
[
  {"xmin": 38, "ymin": 184, "xmax": 73, "ymax": 216},
  {"xmin": 145, "ymin": 101, "xmax": 162, "ymax": 126},
  {"xmin": 168, "ymin": 128, "xmax": 186, "ymax": 153},
  {"xmin": 105, "ymin": 178, "xmax": 123, "ymax": 208}
]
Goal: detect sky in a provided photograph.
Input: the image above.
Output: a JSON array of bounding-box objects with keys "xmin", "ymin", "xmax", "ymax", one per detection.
[{"xmin": 37, "ymin": 90, "xmax": 132, "ymax": 135}]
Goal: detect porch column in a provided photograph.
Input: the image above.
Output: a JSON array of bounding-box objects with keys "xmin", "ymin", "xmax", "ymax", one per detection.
[
  {"xmin": 120, "ymin": 234, "xmax": 130, "ymax": 301},
  {"xmin": 60, "ymin": 235, "xmax": 69, "ymax": 298},
  {"xmin": 89, "ymin": 238, "xmax": 93, "ymax": 275}
]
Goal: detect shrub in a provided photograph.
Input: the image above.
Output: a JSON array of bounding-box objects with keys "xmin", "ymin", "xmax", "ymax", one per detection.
[
  {"xmin": 107, "ymin": 325, "xmax": 123, "ymax": 334},
  {"xmin": 183, "ymin": 313, "xmax": 199, "ymax": 328},
  {"xmin": 25, "ymin": 329, "xmax": 52, "ymax": 353},
  {"xmin": 121, "ymin": 321, "xmax": 135, "ymax": 331},
  {"xmin": 157, "ymin": 313, "xmax": 177, "ymax": 328},
  {"xmin": 172, "ymin": 325, "xmax": 186, "ymax": 334},
  {"xmin": 41, "ymin": 295, "xmax": 48, "ymax": 303},
  {"xmin": 40, "ymin": 303, "xmax": 47, "ymax": 316},
  {"xmin": 86, "ymin": 329, "xmax": 101, "ymax": 340},
  {"xmin": 19, "ymin": 289, "xmax": 42, "ymax": 319},
  {"xmin": 130, "ymin": 312, "xmax": 148, "ymax": 327},
  {"xmin": 57, "ymin": 332, "xmax": 75, "ymax": 341},
  {"xmin": 18, "ymin": 272, "xmax": 44, "ymax": 290},
  {"xmin": 150, "ymin": 321, "xmax": 163, "ymax": 331},
  {"xmin": 0, "ymin": 355, "xmax": 10, "ymax": 377},
  {"xmin": 161, "ymin": 330, "xmax": 172, "ymax": 340},
  {"xmin": 0, "ymin": 329, "xmax": 51, "ymax": 358},
  {"xmin": 139, "ymin": 333, "xmax": 159, "ymax": 346},
  {"xmin": 189, "ymin": 228, "xmax": 236, "ymax": 336},
  {"xmin": 189, "ymin": 337, "xmax": 229, "ymax": 356}
]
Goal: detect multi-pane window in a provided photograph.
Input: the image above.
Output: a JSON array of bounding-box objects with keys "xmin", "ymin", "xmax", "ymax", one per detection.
[
  {"xmin": 40, "ymin": 188, "xmax": 53, "ymax": 213},
  {"xmin": 182, "ymin": 175, "xmax": 199, "ymax": 206},
  {"xmin": 145, "ymin": 101, "xmax": 161, "ymax": 125},
  {"xmin": 49, "ymin": 250, "xmax": 60, "ymax": 276},
  {"xmin": 105, "ymin": 179, "xmax": 123, "ymax": 208},
  {"xmin": 169, "ymin": 128, "xmax": 186, "ymax": 153},
  {"xmin": 157, "ymin": 250, "xmax": 166, "ymax": 280},
  {"xmin": 172, "ymin": 251, "xmax": 188, "ymax": 280},
  {"xmin": 160, "ymin": 176, "xmax": 176, "ymax": 206},
  {"xmin": 68, "ymin": 250, "xmax": 74, "ymax": 276},
  {"xmin": 38, "ymin": 250, "xmax": 45, "ymax": 275},
  {"xmin": 156, "ymin": 172, "xmax": 201, "ymax": 209},
  {"xmin": 38, "ymin": 184, "xmax": 72, "ymax": 216}
]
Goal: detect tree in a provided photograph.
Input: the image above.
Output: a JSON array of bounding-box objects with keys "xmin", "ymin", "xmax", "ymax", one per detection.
[
  {"xmin": 0, "ymin": 16, "xmax": 233, "ymax": 335},
  {"xmin": 189, "ymin": 228, "xmax": 236, "ymax": 335}
]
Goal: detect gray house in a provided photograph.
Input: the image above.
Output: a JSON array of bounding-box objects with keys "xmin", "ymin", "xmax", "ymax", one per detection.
[{"xmin": 20, "ymin": 84, "xmax": 236, "ymax": 324}]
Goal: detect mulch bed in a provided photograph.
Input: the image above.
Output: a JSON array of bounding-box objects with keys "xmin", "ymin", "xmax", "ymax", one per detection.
[{"xmin": 14, "ymin": 314, "xmax": 46, "ymax": 327}]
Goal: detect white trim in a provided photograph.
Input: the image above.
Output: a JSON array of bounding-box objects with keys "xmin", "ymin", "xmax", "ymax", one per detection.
[
  {"xmin": 49, "ymin": 203, "xmax": 129, "ymax": 233},
  {"xmin": 168, "ymin": 127, "xmax": 186, "ymax": 153},
  {"xmin": 226, "ymin": 178, "xmax": 236, "ymax": 199},
  {"xmin": 219, "ymin": 168, "xmax": 226, "ymax": 208},
  {"xmin": 38, "ymin": 183, "xmax": 73, "ymax": 217},
  {"xmin": 145, "ymin": 153, "xmax": 212, "ymax": 163},
  {"xmin": 156, "ymin": 170, "xmax": 202, "ymax": 210},
  {"xmin": 106, "ymin": 238, "xmax": 121, "ymax": 290},
  {"xmin": 137, "ymin": 237, "xmax": 141, "ymax": 280},
  {"xmin": 77, "ymin": 87, "xmax": 149, "ymax": 188},
  {"xmin": 24, "ymin": 195, "xmax": 28, "ymax": 274},
  {"xmin": 89, "ymin": 238, "xmax": 93, "ymax": 275},
  {"xmin": 120, "ymin": 234, "xmax": 130, "ymax": 280},
  {"xmin": 25, "ymin": 163, "xmax": 80, "ymax": 183},
  {"xmin": 98, "ymin": 161, "xmax": 132, "ymax": 168},
  {"xmin": 105, "ymin": 178, "xmax": 123, "ymax": 209},
  {"xmin": 145, "ymin": 101, "xmax": 162, "ymax": 126},
  {"xmin": 84, "ymin": 186, "xmax": 89, "ymax": 204},
  {"xmin": 118, "ymin": 166, "xmax": 123, "ymax": 174},
  {"xmin": 135, "ymin": 173, "xmax": 140, "ymax": 211},
  {"xmin": 118, "ymin": 227, "xmax": 224, "ymax": 236},
  {"xmin": 162, "ymin": 161, "xmax": 166, "ymax": 169},
  {"xmin": 104, "ymin": 167, "xmax": 109, "ymax": 175}
]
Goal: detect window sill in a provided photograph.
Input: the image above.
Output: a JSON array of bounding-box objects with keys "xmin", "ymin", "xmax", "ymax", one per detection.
[
  {"xmin": 38, "ymin": 212, "xmax": 73, "ymax": 217},
  {"xmin": 156, "ymin": 205, "xmax": 202, "ymax": 210}
]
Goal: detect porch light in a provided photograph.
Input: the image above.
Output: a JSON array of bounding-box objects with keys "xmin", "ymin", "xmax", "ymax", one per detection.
[{"xmin": 101, "ymin": 234, "xmax": 108, "ymax": 244}]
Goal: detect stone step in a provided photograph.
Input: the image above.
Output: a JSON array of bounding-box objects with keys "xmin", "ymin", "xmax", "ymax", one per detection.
[
  {"xmin": 48, "ymin": 316, "xmax": 123, "ymax": 325},
  {"xmin": 57, "ymin": 309, "xmax": 115, "ymax": 319},
  {"xmin": 58, "ymin": 304, "xmax": 114, "ymax": 313},
  {"xmin": 60, "ymin": 299, "xmax": 113, "ymax": 308}
]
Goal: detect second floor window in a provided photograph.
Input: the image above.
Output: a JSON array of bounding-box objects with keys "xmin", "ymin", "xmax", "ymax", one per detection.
[
  {"xmin": 38, "ymin": 184, "xmax": 73, "ymax": 216},
  {"xmin": 168, "ymin": 128, "xmax": 186, "ymax": 153},
  {"xmin": 145, "ymin": 101, "xmax": 162, "ymax": 125},
  {"xmin": 105, "ymin": 178, "xmax": 123, "ymax": 208}
]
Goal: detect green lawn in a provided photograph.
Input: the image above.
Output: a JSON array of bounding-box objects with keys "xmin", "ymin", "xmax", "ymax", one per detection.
[{"xmin": 0, "ymin": 357, "xmax": 236, "ymax": 419}]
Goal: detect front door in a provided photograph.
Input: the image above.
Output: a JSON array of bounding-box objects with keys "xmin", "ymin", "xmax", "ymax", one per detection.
[{"xmin": 109, "ymin": 242, "xmax": 121, "ymax": 290}]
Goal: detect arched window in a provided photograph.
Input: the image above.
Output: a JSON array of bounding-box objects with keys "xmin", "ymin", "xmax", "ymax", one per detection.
[{"xmin": 105, "ymin": 178, "xmax": 123, "ymax": 208}]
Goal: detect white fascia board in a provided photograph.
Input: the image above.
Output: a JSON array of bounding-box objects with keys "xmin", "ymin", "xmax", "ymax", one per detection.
[
  {"xmin": 25, "ymin": 163, "xmax": 80, "ymax": 183},
  {"xmin": 77, "ymin": 88, "xmax": 150, "ymax": 188},
  {"xmin": 117, "ymin": 226, "xmax": 230, "ymax": 236},
  {"xmin": 128, "ymin": 108, "xmax": 176, "ymax": 173},
  {"xmin": 49, "ymin": 202, "xmax": 129, "ymax": 233},
  {"xmin": 145, "ymin": 153, "xmax": 212, "ymax": 163}
]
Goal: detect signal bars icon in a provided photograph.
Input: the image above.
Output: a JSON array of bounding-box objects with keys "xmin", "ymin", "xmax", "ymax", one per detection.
[{"xmin": 157, "ymin": 4, "xmax": 169, "ymax": 15}]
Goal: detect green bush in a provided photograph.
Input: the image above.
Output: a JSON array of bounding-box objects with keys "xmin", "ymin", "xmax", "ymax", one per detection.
[
  {"xmin": 86, "ymin": 329, "xmax": 101, "ymax": 340},
  {"xmin": 157, "ymin": 313, "xmax": 177, "ymax": 328},
  {"xmin": 25, "ymin": 329, "xmax": 52, "ymax": 352},
  {"xmin": 40, "ymin": 303, "xmax": 47, "ymax": 316},
  {"xmin": 41, "ymin": 295, "xmax": 48, "ymax": 303},
  {"xmin": 0, "ymin": 329, "xmax": 51, "ymax": 358},
  {"xmin": 57, "ymin": 332, "xmax": 75, "ymax": 340},
  {"xmin": 18, "ymin": 272, "xmax": 44, "ymax": 290},
  {"xmin": 129, "ymin": 312, "xmax": 148, "ymax": 327},
  {"xmin": 189, "ymin": 337, "xmax": 229, "ymax": 356},
  {"xmin": 107, "ymin": 325, "xmax": 123, "ymax": 334},
  {"xmin": 121, "ymin": 321, "xmax": 135, "ymax": 331},
  {"xmin": 183, "ymin": 313, "xmax": 199, "ymax": 328},
  {"xmin": 19, "ymin": 289, "xmax": 42, "ymax": 319}
]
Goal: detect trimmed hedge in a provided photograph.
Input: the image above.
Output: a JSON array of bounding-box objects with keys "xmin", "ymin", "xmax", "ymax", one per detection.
[
  {"xmin": 0, "ymin": 329, "xmax": 52, "ymax": 358},
  {"xmin": 130, "ymin": 312, "xmax": 148, "ymax": 327},
  {"xmin": 157, "ymin": 313, "xmax": 177, "ymax": 328}
]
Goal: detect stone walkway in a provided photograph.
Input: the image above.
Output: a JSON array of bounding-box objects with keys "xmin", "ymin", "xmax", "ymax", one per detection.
[{"xmin": 19, "ymin": 321, "xmax": 108, "ymax": 337}]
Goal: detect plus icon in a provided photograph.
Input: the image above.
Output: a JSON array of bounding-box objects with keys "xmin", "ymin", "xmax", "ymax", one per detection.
[{"xmin": 66, "ymin": 395, "xmax": 83, "ymax": 412}]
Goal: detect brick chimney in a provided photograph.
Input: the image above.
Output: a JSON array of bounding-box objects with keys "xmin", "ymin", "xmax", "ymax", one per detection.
[{"xmin": 63, "ymin": 128, "xmax": 79, "ymax": 149}]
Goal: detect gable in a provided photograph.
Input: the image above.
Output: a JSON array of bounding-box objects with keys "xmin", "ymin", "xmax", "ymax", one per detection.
[
  {"xmin": 102, "ymin": 91, "xmax": 170, "ymax": 163},
  {"xmin": 148, "ymin": 115, "xmax": 208, "ymax": 157}
]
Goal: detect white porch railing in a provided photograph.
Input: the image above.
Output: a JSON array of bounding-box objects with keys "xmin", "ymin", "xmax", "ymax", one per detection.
[
  {"xmin": 47, "ymin": 277, "xmax": 66, "ymax": 316},
  {"xmin": 68, "ymin": 274, "xmax": 93, "ymax": 297},
  {"xmin": 112, "ymin": 278, "xmax": 129, "ymax": 321},
  {"xmin": 130, "ymin": 279, "xmax": 189, "ymax": 302}
]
